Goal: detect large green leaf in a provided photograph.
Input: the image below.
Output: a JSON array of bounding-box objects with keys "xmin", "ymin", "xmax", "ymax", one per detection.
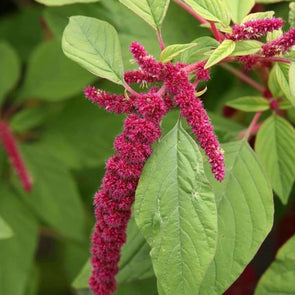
[
  {"xmin": 274, "ymin": 63, "xmax": 295, "ymax": 106},
  {"xmin": 72, "ymin": 218, "xmax": 153, "ymax": 289},
  {"xmin": 135, "ymin": 121, "xmax": 217, "ymax": 295},
  {"xmin": 160, "ymin": 42, "xmax": 197, "ymax": 63},
  {"xmin": 288, "ymin": 62, "xmax": 295, "ymax": 98},
  {"xmin": 20, "ymin": 40, "xmax": 95, "ymax": 101},
  {"xmin": 231, "ymin": 40, "xmax": 262, "ymax": 57},
  {"xmin": 14, "ymin": 144, "xmax": 86, "ymax": 240},
  {"xmin": 182, "ymin": 0, "xmax": 230, "ymax": 26},
  {"xmin": 35, "ymin": 0, "xmax": 99, "ymax": 6},
  {"xmin": 62, "ymin": 16, "xmax": 124, "ymax": 85},
  {"xmin": 0, "ymin": 7, "xmax": 43, "ymax": 61},
  {"xmin": 226, "ymin": 96, "xmax": 270, "ymax": 112},
  {"xmin": 255, "ymin": 235, "xmax": 295, "ymax": 295},
  {"xmin": 0, "ymin": 183, "xmax": 38, "ymax": 295},
  {"xmin": 0, "ymin": 215, "xmax": 13, "ymax": 240},
  {"xmin": 289, "ymin": 2, "xmax": 295, "ymax": 27},
  {"xmin": 255, "ymin": 115, "xmax": 295, "ymax": 204},
  {"xmin": 0, "ymin": 41, "xmax": 21, "ymax": 104},
  {"xmin": 40, "ymin": 96, "xmax": 123, "ymax": 169},
  {"xmin": 224, "ymin": 0, "xmax": 255, "ymax": 23},
  {"xmin": 199, "ymin": 140, "xmax": 274, "ymax": 295},
  {"xmin": 268, "ymin": 65, "xmax": 283, "ymax": 98},
  {"xmin": 205, "ymin": 40, "xmax": 236, "ymax": 68},
  {"xmin": 118, "ymin": 0, "xmax": 170, "ymax": 30}
]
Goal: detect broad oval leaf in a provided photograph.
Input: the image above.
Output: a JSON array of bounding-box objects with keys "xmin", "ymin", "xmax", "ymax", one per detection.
[
  {"xmin": 0, "ymin": 183, "xmax": 38, "ymax": 295},
  {"xmin": 135, "ymin": 121, "xmax": 218, "ymax": 295},
  {"xmin": 224, "ymin": 0, "xmax": 255, "ymax": 23},
  {"xmin": 72, "ymin": 218, "xmax": 153, "ymax": 289},
  {"xmin": 268, "ymin": 65, "xmax": 283, "ymax": 98},
  {"xmin": 226, "ymin": 96, "xmax": 270, "ymax": 112},
  {"xmin": 0, "ymin": 41, "xmax": 20, "ymax": 104},
  {"xmin": 275, "ymin": 62, "xmax": 295, "ymax": 106},
  {"xmin": 289, "ymin": 2, "xmax": 295, "ymax": 27},
  {"xmin": 20, "ymin": 40, "xmax": 95, "ymax": 101},
  {"xmin": 288, "ymin": 62, "xmax": 295, "ymax": 98},
  {"xmin": 255, "ymin": 115, "xmax": 295, "ymax": 204},
  {"xmin": 0, "ymin": 215, "xmax": 13, "ymax": 240},
  {"xmin": 255, "ymin": 235, "xmax": 295, "ymax": 295},
  {"xmin": 205, "ymin": 40, "xmax": 236, "ymax": 69},
  {"xmin": 231, "ymin": 40, "xmax": 262, "ymax": 57},
  {"xmin": 182, "ymin": 0, "xmax": 230, "ymax": 26},
  {"xmin": 35, "ymin": 0, "xmax": 99, "ymax": 5},
  {"xmin": 62, "ymin": 16, "xmax": 124, "ymax": 85},
  {"xmin": 119, "ymin": 0, "xmax": 170, "ymax": 31},
  {"xmin": 160, "ymin": 43, "xmax": 197, "ymax": 63},
  {"xmin": 199, "ymin": 140, "xmax": 273, "ymax": 295}
]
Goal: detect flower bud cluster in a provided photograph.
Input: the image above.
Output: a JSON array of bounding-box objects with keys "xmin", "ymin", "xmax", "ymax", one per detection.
[
  {"xmin": 84, "ymin": 41, "xmax": 225, "ymax": 295},
  {"xmin": 226, "ymin": 18, "xmax": 284, "ymax": 41},
  {"xmin": 262, "ymin": 27, "xmax": 295, "ymax": 56}
]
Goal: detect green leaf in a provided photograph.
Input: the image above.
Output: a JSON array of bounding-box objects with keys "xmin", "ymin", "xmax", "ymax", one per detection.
[
  {"xmin": 226, "ymin": 96, "xmax": 270, "ymax": 112},
  {"xmin": 279, "ymin": 101, "xmax": 294, "ymax": 110},
  {"xmin": 288, "ymin": 62, "xmax": 295, "ymax": 98},
  {"xmin": 0, "ymin": 215, "xmax": 13, "ymax": 240},
  {"xmin": 72, "ymin": 218, "xmax": 153, "ymax": 289},
  {"xmin": 275, "ymin": 63, "xmax": 295, "ymax": 106},
  {"xmin": 268, "ymin": 65, "xmax": 283, "ymax": 98},
  {"xmin": 10, "ymin": 107, "xmax": 49, "ymax": 132},
  {"xmin": 224, "ymin": 0, "xmax": 255, "ymax": 23},
  {"xmin": 255, "ymin": 0, "xmax": 291, "ymax": 3},
  {"xmin": 231, "ymin": 40, "xmax": 262, "ymax": 57},
  {"xmin": 0, "ymin": 41, "xmax": 21, "ymax": 104},
  {"xmin": 205, "ymin": 40, "xmax": 236, "ymax": 69},
  {"xmin": 0, "ymin": 183, "xmax": 38, "ymax": 295},
  {"xmin": 255, "ymin": 115, "xmax": 295, "ymax": 204},
  {"xmin": 160, "ymin": 43, "xmax": 197, "ymax": 63},
  {"xmin": 180, "ymin": 36, "xmax": 219, "ymax": 63},
  {"xmin": 242, "ymin": 11, "xmax": 275, "ymax": 23},
  {"xmin": 20, "ymin": 40, "xmax": 95, "ymax": 101},
  {"xmin": 0, "ymin": 7, "xmax": 43, "ymax": 61},
  {"xmin": 199, "ymin": 140, "xmax": 274, "ymax": 295},
  {"xmin": 289, "ymin": 2, "xmax": 295, "ymax": 27},
  {"xmin": 62, "ymin": 16, "xmax": 124, "ymax": 85},
  {"xmin": 35, "ymin": 0, "xmax": 99, "ymax": 6},
  {"xmin": 135, "ymin": 121, "xmax": 217, "ymax": 295},
  {"xmin": 14, "ymin": 144, "xmax": 86, "ymax": 240},
  {"xmin": 255, "ymin": 235, "xmax": 295, "ymax": 295},
  {"xmin": 118, "ymin": 0, "xmax": 170, "ymax": 31},
  {"xmin": 182, "ymin": 0, "xmax": 230, "ymax": 26},
  {"xmin": 40, "ymin": 96, "xmax": 123, "ymax": 169}
]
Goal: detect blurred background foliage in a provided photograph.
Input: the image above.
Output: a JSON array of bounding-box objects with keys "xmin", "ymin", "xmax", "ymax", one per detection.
[{"xmin": 0, "ymin": 0, "xmax": 294, "ymax": 294}]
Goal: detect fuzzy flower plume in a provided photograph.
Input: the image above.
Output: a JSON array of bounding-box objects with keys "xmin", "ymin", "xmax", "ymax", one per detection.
[
  {"xmin": 85, "ymin": 41, "xmax": 225, "ymax": 295},
  {"xmin": 0, "ymin": 121, "xmax": 32, "ymax": 192},
  {"xmin": 85, "ymin": 87, "xmax": 165, "ymax": 294},
  {"xmin": 226, "ymin": 18, "xmax": 284, "ymax": 41},
  {"xmin": 262, "ymin": 27, "xmax": 295, "ymax": 56}
]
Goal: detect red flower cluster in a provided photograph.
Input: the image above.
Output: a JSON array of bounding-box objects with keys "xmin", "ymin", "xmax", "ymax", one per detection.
[
  {"xmin": 262, "ymin": 27, "xmax": 295, "ymax": 56},
  {"xmin": 0, "ymin": 121, "xmax": 32, "ymax": 192},
  {"xmin": 85, "ymin": 41, "xmax": 225, "ymax": 295},
  {"xmin": 226, "ymin": 18, "xmax": 284, "ymax": 41}
]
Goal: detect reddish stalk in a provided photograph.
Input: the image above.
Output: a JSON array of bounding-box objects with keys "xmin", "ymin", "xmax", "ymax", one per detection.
[
  {"xmin": 221, "ymin": 64, "xmax": 266, "ymax": 93},
  {"xmin": 156, "ymin": 29, "xmax": 165, "ymax": 51},
  {"xmin": 242, "ymin": 112, "xmax": 263, "ymax": 140},
  {"xmin": 173, "ymin": 0, "xmax": 208, "ymax": 24},
  {"xmin": 239, "ymin": 122, "xmax": 263, "ymax": 139},
  {"xmin": 0, "ymin": 121, "xmax": 32, "ymax": 192},
  {"xmin": 209, "ymin": 21, "xmax": 222, "ymax": 42}
]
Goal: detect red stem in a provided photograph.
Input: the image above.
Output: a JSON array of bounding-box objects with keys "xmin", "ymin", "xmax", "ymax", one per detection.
[
  {"xmin": 0, "ymin": 121, "xmax": 32, "ymax": 192},
  {"xmin": 173, "ymin": 0, "xmax": 208, "ymax": 24},
  {"xmin": 242, "ymin": 112, "xmax": 263, "ymax": 141},
  {"xmin": 209, "ymin": 21, "xmax": 222, "ymax": 42},
  {"xmin": 156, "ymin": 29, "xmax": 165, "ymax": 51},
  {"xmin": 221, "ymin": 64, "xmax": 266, "ymax": 93}
]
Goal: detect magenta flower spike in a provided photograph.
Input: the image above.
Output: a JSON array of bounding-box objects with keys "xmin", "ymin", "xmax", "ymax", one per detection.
[
  {"xmin": 262, "ymin": 27, "xmax": 295, "ymax": 56},
  {"xmin": 0, "ymin": 121, "xmax": 32, "ymax": 192},
  {"xmin": 226, "ymin": 18, "xmax": 284, "ymax": 41}
]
